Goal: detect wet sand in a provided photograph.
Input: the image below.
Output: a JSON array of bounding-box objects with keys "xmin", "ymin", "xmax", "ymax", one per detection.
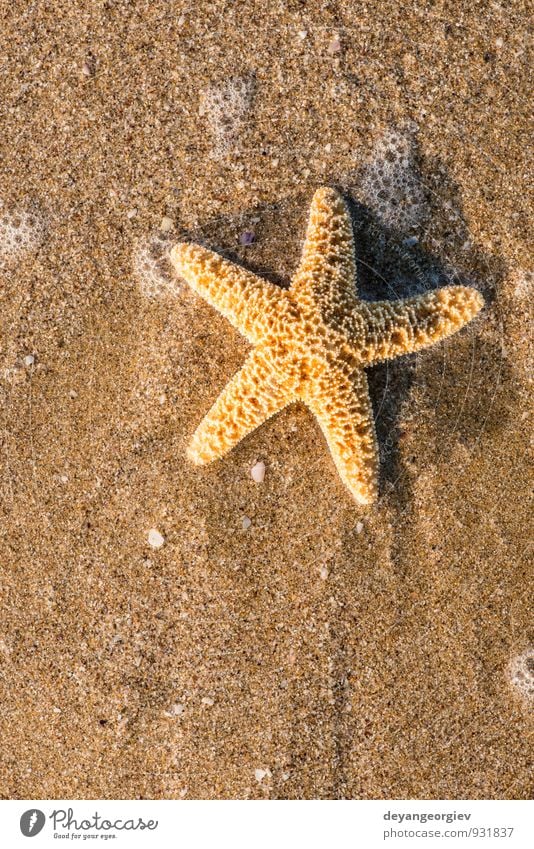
[{"xmin": 0, "ymin": 1, "xmax": 532, "ymax": 799}]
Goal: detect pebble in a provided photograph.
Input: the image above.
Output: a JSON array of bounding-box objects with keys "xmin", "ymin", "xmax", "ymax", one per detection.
[
  {"xmin": 356, "ymin": 521, "xmax": 364, "ymax": 534},
  {"xmin": 251, "ymin": 461, "xmax": 265, "ymax": 483},
  {"xmin": 201, "ymin": 697, "xmax": 214, "ymax": 707},
  {"xmin": 239, "ymin": 230, "xmax": 255, "ymax": 246},
  {"xmin": 328, "ymin": 34, "xmax": 342, "ymax": 55},
  {"xmin": 23, "ymin": 354, "xmax": 34, "ymax": 367},
  {"xmin": 147, "ymin": 528, "xmax": 165, "ymax": 548},
  {"xmin": 163, "ymin": 703, "xmax": 184, "ymax": 718},
  {"xmin": 160, "ymin": 216, "xmax": 174, "ymax": 232},
  {"xmin": 320, "ymin": 565, "xmax": 329, "ymax": 580},
  {"xmin": 254, "ymin": 768, "xmax": 268, "ymax": 782},
  {"xmin": 127, "ymin": 208, "xmax": 138, "ymax": 220},
  {"xmin": 242, "ymin": 516, "xmax": 252, "ymax": 530}
]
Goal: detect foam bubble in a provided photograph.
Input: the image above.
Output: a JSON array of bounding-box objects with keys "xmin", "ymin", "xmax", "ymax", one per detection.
[
  {"xmin": 200, "ymin": 75, "xmax": 255, "ymax": 159},
  {"xmin": 509, "ymin": 648, "xmax": 534, "ymax": 702},
  {"xmin": 359, "ymin": 127, "xmax": 429, "ymax": 232},
  {"xmin": 0, "ymin": 204, "xmax": 46, "ymax": 269},
  {"xmin": 132, "ymin": 232, "xmax": 180, "ymax": 298},
  {"xmin": 511, "ymin": 269, "xmax": 533, "ymax": 301}
]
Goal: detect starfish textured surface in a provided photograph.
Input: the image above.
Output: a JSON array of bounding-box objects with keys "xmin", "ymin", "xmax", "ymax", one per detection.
[{"xmin": 171, "ymin": 188, "xmax": 483, "ymax": 504}]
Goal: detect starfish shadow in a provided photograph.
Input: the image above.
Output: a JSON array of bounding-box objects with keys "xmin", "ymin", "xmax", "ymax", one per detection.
[
  {"xmin": 183, "ymin": 193, "xmax": 312, "ymax": 291},
  {"xmin": 342, "ymin": 191, "xmax": 506, "ymax": 506}
]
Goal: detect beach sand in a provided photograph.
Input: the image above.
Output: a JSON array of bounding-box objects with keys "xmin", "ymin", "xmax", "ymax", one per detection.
[{"xmin": 0, "ymin": 1, "xmax": 532, "ymax": 799}]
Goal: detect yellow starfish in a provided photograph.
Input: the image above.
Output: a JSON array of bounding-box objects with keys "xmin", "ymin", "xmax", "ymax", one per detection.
[{"xmin": 171, "ymin": 187, "xmax": 483, "ymax": 504}]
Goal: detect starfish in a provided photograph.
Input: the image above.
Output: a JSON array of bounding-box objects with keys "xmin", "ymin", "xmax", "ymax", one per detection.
[{"xmin": 171, "ymin": 188, "xmax": 483, "ymax": 504}]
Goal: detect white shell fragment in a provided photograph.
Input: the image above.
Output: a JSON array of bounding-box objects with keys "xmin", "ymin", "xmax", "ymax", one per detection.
[
  {"xmin": 147, "ymin": 528, "xmax": 165, "ymax": 548},
  {"xmin": 160, "ymin": 216, "xmax": 174, "ymax": 232},
  {"xmin": 251, "ymin": 461, "xmax": 265, "ymax": 483}
]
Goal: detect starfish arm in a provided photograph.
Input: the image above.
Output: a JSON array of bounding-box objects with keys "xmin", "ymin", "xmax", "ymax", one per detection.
[
  {"xmin": 171, "ymin": 243, "xmax": 287, "ymax": 343},
  {"xmin": 303, "ymin": 366, "xmax": 379, "ymax": 505},
  {"xmin": 188, "ymin": 348, "xmax": 292, "ymax": 465},
  {"xmin": 354, "ymin": 285, "xmax": 484, "ymax": 364},
  {"xmin": 291, "ymin": 187, "xmax": 359, "ymax": 321}
]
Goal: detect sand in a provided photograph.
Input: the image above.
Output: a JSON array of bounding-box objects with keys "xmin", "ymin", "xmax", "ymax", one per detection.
[{"xmin": 0, "ymin": 0, "xmax": 532, "ymax": 799}]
